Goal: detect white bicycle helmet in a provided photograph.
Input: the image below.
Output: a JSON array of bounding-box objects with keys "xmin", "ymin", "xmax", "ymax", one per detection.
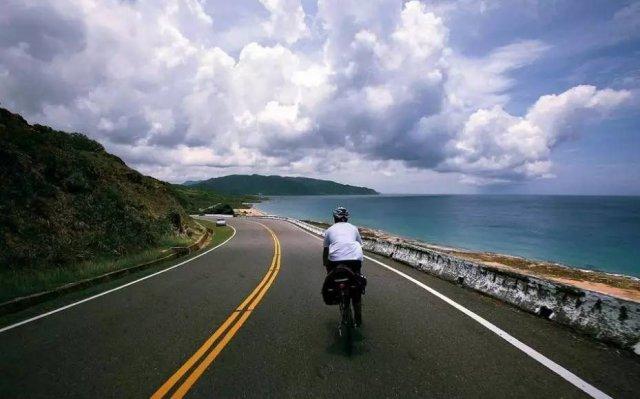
[{"xmin": 332, "ymin": 206, "xmax": 349, "ymax": 219}]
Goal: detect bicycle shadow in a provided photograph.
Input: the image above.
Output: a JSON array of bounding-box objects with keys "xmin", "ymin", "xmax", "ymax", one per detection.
[{"xmin": 324, "ymin": 320, "xmax": 367, "ymax": 357}]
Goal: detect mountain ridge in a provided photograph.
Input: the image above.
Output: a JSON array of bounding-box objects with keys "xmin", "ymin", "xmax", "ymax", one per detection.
[{"xmin": 186, "ymin": 174, "xmax": 379, "ymax": 196}]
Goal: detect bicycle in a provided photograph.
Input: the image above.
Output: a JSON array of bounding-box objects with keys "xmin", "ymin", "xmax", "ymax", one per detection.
[
  {"xmin": 335, "ymin": 275, "xmax": 355, "ymax": 340},
  {"xmin": 322, "ymin": 265, "xmax": 366, "ymax": 352}
]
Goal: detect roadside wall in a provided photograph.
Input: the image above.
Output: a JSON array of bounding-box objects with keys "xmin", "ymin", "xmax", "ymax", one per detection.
[{"xmin": 259, "ymin": 215, "xmax": 640, "ymax": 354}]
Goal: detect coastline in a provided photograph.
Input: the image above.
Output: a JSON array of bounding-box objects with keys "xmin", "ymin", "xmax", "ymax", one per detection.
[
  {"xmin": 251, "ymin": 205, "xmax": 640, "ymax": 303},
  {"xmin": 252, "ymin": 214, "xmax": 640, "ymax": 352},
  {"xmin": 255, "ymin": 194, "xmax": 639, "ymax": 278},
  {"xmin": 250, "ymin": 204, "xmax": 639, "ymax": 303},
  {"xmin": 234, "ymin": 207, "xmax": 266, "ymax": 217},
  {"xmin": 314, "ymin": 220, "xmax": 640, "ymax": 303}
]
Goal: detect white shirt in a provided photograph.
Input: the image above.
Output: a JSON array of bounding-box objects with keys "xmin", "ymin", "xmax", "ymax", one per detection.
[{"xmin": 323, "ymin": 222, "xmax": 363, "ymax": 261}]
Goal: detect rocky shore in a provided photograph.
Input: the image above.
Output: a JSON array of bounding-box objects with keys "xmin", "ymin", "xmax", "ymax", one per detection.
[{"xmin": 234, "ymin": 207, "xmax": 266, "ymax": 217}]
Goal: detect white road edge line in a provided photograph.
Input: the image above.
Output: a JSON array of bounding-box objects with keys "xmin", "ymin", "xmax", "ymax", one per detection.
[
  {"xmin": 289, "ymin": 222, "xmax": 612, "ymax": 399},
  {"xmin": 0, "ymin": 225, "xmax": 237, "ymax": 334}
]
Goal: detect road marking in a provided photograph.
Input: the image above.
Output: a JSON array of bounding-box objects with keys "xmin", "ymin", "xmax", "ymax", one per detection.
[
  {"xmin": 152, "ymin": 222, "xmax": 281, "ymax": 399},
  {"xmin": 0, "ymin": 226, "xmax": 237, "ymax": 334},
  {"xmin": 289, "ymin": 222, "xmax": 612, "ymax": 399}
]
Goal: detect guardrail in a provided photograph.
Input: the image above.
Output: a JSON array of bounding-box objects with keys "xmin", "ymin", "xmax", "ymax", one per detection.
[{"xmin": 258, "ymin": 215, "xmax": 640, "ymax": 354}]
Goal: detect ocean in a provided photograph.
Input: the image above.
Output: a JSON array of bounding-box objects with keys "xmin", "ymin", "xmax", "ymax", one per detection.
[{"xmin": 257, "ymin": 195, "xmax": 640, "ymax": 277}]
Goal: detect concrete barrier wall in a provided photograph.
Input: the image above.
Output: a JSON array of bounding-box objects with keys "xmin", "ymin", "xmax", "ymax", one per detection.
[{"xmin": 259, "ymin": 215, "xmax": 640, "ymax": 354}]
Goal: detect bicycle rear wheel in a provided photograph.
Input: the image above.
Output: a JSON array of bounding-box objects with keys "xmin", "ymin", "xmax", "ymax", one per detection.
[{"xmin": 339, "ymin": 295, "xmax": 353, "ymax": 352}]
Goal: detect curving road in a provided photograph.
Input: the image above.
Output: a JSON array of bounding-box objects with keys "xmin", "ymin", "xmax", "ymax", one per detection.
[{"xmin": 1, "ymin": 217, "xmax": 639, "ymax": 398}]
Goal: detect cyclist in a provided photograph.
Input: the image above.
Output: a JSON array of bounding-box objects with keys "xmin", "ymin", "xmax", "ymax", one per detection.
[{"xmin": 323, "ymin": 206, "xmax": 364, "ymax": 325}]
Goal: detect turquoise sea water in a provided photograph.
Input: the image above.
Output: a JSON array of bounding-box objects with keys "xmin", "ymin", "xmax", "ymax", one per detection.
[{"xmin": 258, "ymin": 195, "xmax": 640, "ymax": 277}]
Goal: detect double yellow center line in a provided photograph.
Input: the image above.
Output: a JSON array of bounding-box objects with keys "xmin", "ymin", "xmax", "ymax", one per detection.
[{"xmin": 151, "ymin": 222, "xmax": 281, "ymax": 398}]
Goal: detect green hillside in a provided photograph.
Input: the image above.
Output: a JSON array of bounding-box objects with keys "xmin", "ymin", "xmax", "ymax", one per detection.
[
  {"xmin": 169, "ymin": 184, "xmax": 256, "ymax": 214},
  {"xmin": 188, "ymin": 174, "xmax": 378, "ymax": 195},
  {"xmin": 0, "ymin": 107, "xmax": 245, "ymax": 270}
]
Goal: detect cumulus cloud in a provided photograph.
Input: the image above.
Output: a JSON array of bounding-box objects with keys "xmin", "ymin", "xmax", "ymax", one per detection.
[
  {"xmin": 0, "ymin": 0, "xmax": 633, "ymax": 186},
  {"xmin": 442, "ymin": 85, "xmax": 632, "ymax": 181},
  {"xmin": 259, "ymin": 0, "xmax": 309, "ymax": 44}
]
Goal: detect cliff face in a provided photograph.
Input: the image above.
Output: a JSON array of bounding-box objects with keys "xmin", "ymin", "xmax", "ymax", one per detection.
[{"xmin": 0, "ymin": 107, "xmax": 189, "ymax": 269}]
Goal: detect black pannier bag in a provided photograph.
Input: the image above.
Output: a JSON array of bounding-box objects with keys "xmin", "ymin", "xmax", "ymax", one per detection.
[{"xmin": 322, "ymin": 265, "xmax": 367, "ymax": 305}]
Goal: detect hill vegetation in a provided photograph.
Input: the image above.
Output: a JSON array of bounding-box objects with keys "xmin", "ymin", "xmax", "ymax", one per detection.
[
  {"xmin": 188, "ymin": 174, "xmax": 379, "ymax": 195},
  {"xmin": 169, "ymin": 184, "xmax": 256, "ymax": 214},
  {"xmin": 0, "ymin": 107, "xmax": 246, "ymax": 270}
]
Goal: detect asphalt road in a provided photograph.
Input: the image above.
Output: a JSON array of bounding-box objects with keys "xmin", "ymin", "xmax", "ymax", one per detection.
[{"xmin": 1, "ymin": 218, "xmax": 639, "ymax": 398}]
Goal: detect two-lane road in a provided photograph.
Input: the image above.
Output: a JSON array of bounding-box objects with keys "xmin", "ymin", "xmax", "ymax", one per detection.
[{"xmin": 1, "ymin": 218, "xmax": 639, "ymax": 398}]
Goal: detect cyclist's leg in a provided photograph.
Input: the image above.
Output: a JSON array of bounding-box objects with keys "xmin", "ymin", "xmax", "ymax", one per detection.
[
  {"xmin": 349, "ymin": 260, "xmax": 363, "ymax": 325},
  {"xmin": 325, "ymin": 260, "xmax": 337, "ymax": 274},
  {"xmin": 353, "ymin": 300, "xmax": 362, "ymax": 326}
]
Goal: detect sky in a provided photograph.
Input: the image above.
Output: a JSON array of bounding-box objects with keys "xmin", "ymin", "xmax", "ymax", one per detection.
[{"xmin": 1, "ymin": 0, "xmax": 639, "ymax": 194}]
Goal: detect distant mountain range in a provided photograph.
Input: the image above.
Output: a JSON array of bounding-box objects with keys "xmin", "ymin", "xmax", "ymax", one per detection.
[{"xmin": 186, "ymin": 174, "xmax": 379, "ymax": 196}]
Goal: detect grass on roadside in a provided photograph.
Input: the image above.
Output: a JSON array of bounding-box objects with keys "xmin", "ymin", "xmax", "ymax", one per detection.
[
  {"xmin": 197, "ymin": 219, "xmax": 234, "ymax": 247},
  {"xmin": 0, "ymin": 222, "xmax": 233, "ymax": 304}
]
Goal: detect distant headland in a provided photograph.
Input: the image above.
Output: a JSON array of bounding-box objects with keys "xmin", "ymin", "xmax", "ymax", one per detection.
[{"xmin": 184, "ymin": 174, "xmax": 379, "ymax": 196}]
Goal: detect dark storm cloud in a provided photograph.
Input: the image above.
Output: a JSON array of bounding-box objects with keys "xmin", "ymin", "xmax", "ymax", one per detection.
[
  {"xmin": 0, "ymin": 1, "xmax": 86, "ymax": 62},
  {"xmin": 0, "ymin": 2, "xmax": 87, "ymax": 113}
]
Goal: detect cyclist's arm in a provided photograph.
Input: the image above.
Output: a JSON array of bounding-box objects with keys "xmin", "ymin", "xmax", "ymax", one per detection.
[{"xmin": 355, "ymin": 228, "xmax": 362, "ymax": 244}]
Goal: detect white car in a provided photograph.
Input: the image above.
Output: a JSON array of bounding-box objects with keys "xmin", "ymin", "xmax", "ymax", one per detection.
[{"xmin": 216, "ymin": 218, "xmax": 227, "ymax": 226}]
